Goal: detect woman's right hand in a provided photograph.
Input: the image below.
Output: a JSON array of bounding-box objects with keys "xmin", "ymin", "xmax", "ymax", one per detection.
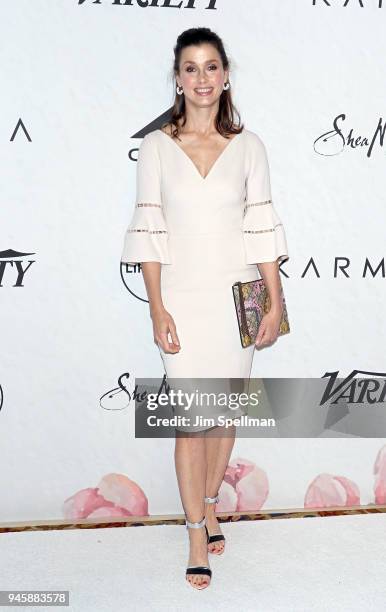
[{"xmin": 150, "ymin": 306, "xmax": 181, "ymax": 353}]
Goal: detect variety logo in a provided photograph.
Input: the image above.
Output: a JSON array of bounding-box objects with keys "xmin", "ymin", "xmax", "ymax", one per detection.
[
  {"xmin": 0, "ymin": 249, "xmax": 36, "ymax": 287},
  {"xmin": 320, "ymin": 370, "xmax": 386, "ymax": 405},
  {"xmin": 77, "ymin": 0, "xmax": 219, "ymax": 8},
  {"xmin": 77, "ymin": 0, "xmax": 384, "ymax": 8}
]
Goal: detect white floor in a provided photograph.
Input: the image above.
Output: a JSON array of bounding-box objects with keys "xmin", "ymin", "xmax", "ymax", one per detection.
[{"xmin": 1, "ymin": 513, "xmax": 386, "ymax": 611}]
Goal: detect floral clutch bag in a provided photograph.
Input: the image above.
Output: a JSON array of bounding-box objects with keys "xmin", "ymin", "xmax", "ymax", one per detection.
[{"xmin": 232, "ymin": 278, "xmax": 290, "ymax": 348}]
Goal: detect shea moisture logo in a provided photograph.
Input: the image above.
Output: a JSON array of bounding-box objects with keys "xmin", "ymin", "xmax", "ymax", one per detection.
[
  {"xmin": 77, "ymin": 0, "xmax": 219, "ymax": 8},
  {"xmin": 320, "ymin": 370, "xmax": 386, "ymax": 406},
  {"xmin": 314, "ymin": 114, "xmax": 385, "ymax": 157}
]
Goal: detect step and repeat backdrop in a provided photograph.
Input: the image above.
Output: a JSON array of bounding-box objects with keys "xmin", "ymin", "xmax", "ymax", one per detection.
[{"xmin": 1, "ymin": 0, "xmax": 386, "ymax": 523}]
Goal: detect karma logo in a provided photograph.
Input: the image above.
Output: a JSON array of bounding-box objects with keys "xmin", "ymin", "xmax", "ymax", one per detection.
[{"xmin": 312, "ymin": 0, "xmax": 384, "ymax": 8}]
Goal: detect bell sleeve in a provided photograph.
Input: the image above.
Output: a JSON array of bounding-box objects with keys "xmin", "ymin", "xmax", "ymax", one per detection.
[
  {"xmin": 121, "ymin": 133, "xmax": 171, "ymax": 266},
  {"xmin": 243, "ymin": 133, "xmax": 289, "ymax": 264}
]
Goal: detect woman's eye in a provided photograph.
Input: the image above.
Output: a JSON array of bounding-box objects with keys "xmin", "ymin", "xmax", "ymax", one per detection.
[{"xmin": 185, "ymin": 64, "xmax": 217, "ymax": 72}]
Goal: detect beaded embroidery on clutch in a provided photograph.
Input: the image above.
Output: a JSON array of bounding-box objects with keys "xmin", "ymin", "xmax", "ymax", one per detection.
[{"xmin": 232, "ymin": 278, "xmax": 290, "ymax": 348}]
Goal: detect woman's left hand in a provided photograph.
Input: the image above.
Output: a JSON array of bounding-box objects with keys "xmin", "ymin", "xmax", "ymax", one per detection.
[{"xmin": 254, "ymin": 305, "xmax": 283, "ymax": 348}]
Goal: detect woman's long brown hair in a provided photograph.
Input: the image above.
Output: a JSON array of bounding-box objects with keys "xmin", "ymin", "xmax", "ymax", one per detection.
[{"xmin": 161, "ymin": 27, "xmax": 244, "ymax": 141}]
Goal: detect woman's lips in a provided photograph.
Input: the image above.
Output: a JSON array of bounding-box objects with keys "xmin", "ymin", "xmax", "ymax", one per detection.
[{"xmin": 194, "ymin": 87, "xmax": 214, "ymax": 96}]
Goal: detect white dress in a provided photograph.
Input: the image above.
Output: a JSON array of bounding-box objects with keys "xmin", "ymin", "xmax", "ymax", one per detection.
[{"xmin": 121, "ymin": 127, "xmax": 289, "ymax": 431}]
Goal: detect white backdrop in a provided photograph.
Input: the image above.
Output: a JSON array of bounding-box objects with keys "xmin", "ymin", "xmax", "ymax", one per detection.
[{"xmin": 1, "ymin": 0, "xmax": 385, "ymax": 522}]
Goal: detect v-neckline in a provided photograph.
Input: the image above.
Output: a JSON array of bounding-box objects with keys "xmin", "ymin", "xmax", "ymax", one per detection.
[{"xmin": 158, "ymin": 128, "xmax": 243, "ymax": 181}]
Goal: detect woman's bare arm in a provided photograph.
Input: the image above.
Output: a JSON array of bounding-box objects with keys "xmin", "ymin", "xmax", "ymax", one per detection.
[
  {"xmin": 141, "ymin": 262, "xmax": 180, "ymax": 353},
  {"xmin": 254, "ymin": 260, "xmax": 284, "ymax": 348}
]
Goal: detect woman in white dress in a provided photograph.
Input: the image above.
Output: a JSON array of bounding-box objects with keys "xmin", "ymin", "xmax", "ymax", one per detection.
[{"xmin": 121, "ymin": 27, "xmax": 289, "ymax": 590}]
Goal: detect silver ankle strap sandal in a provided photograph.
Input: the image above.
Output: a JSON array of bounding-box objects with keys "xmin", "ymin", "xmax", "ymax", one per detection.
[
  {"xmin": 185, "ymin": 516, "xmax": 206, "ymax": 529},
  {"xmin": 204, "ymin": 494, "xmax": 219, "ymax": 504},
  {"xmin": 185, "ymin": 515, "xmax": 212, "ymax": 583},
  {"xmin": 204, "ymin": 493, "xmax": 226, "ymax": 550}
]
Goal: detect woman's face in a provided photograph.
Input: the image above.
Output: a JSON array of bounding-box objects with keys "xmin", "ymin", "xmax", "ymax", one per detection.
[{"xmin": 176, "ymin": 43, "xmax": 228, "ymax": 107}]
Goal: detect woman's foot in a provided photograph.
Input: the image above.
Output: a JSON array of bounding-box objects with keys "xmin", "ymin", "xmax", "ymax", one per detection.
[
  {"xmin": 186, "ymin": 518, "xmax": 212, "ymax": 589},
  {"xmin": 205, "ymin": 501, "xmax": 225, "ymax": 555}
]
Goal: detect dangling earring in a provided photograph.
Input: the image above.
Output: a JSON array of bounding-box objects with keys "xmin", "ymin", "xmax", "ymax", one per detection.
[
  {"xmin": 223, "ymin": 81, "xmax": 230, "ymax": 90},
  {"xmin": 176, "ymin": 85, "xmax": 184, "ymax": 95}
]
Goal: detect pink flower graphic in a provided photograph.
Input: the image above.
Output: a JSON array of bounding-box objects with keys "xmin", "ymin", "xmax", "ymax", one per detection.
[
  {"xmin": 374, "ymin": 444, "xmax": 386, "ymax": 504},
  {"xmin": 219, "ymin": 457, "xmax": 269, "ymax": 512},
  {"xmin": 63, "ymin": 473, "xmax": 148, "ymax": 519},
  {"xmin": 305, "ymin": 473, "xmax": 360, "ymax": 508}
]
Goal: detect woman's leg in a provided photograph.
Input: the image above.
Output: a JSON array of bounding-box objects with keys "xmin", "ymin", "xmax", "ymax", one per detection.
[
  {"xmin": 204, "ymin": 424, "xmax": 236, "ymax": 553},
  {"xmin": 175, "ymin": 429, "xmax": 210, "ymax": 588}
]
